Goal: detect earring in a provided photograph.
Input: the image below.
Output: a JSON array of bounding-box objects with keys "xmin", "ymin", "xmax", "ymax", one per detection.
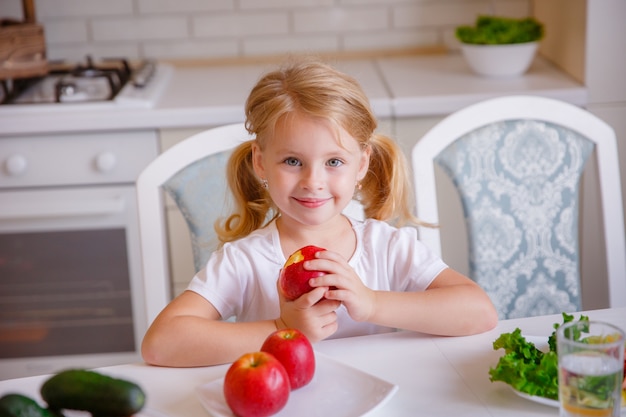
[
  {"xmin": 261, "ymin": 179, "xmax": 268, "ymax": 189},
  {"xmin": 353, "ymin": 181, "xmax": 362, "ymax": 198}
]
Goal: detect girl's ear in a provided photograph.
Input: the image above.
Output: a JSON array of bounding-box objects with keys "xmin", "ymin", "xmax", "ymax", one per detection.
[
  {"xmin": 251, "ymin": 141, "xmax": 265, "ymax": 179},
  {"xmin": 357, "ymin": 144, "xmax": 371, "ymax": 181}
]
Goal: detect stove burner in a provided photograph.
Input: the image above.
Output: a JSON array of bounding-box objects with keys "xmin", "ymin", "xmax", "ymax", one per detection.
[
  {"xmin": 74, "ymin": 56, "xmax": 104, "ymax": 77},
  {"xmin": 53, "ymin": 55, "xmax": 131, "ymax": 102},
  {"xmin": 1, "ymin": 55, "xmax": 139, "ymax": 105},
  {"xmin": 57, "ymin": 81, "xmax": 77, "ymax": 96}
]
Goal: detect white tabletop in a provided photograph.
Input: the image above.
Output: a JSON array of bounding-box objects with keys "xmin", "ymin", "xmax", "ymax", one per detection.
[{"xmin": 2, "ymin": 307, "xmax": 624, "ymax": 417}]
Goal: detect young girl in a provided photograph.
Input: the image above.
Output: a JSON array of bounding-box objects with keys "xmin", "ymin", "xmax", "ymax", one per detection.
[{"xmin": 141, "ymin": 59, "xmax": 497, "ymax": 367}]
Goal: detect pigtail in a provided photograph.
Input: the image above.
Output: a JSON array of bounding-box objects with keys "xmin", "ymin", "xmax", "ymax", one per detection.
[
  {"xmin": 360, "ymin": 133, "xmax": 429, "ymax": 227},
  {"xmin": 215, "ymin": 141, "xmax": 277, "ymax": 245}
]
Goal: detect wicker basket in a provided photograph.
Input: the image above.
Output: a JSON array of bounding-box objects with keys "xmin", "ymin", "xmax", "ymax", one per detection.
[{"xmin": 0, "ymin": 20, "xmax": 48, "ymax": 80}]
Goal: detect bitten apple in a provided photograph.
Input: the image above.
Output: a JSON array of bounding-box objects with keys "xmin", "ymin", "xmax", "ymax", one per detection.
[
  {"xmin": 261, "ymin": 328, "xmax": 315, "ymax": 390},
  {"xmin": 278, "ymin": 245, "xmax": 326, "ymax": 300},
  {"xmin": 223, "ymin": 351, "xmax": 290, "ymax": 417}
]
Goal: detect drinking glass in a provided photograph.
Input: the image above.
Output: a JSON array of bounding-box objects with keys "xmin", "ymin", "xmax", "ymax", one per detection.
[{"xmin": 557, "ymin": 320, "xmax": 624, "ymax": 417}]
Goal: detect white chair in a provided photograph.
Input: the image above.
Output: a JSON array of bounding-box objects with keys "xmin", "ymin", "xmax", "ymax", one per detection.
[
  {"xmin": 412, "ymin": 95, "xmax": 626, "ymax": 319},
  {"xmin": 136, "ymin": 123, "xmax": 254, "ymax": 325}
]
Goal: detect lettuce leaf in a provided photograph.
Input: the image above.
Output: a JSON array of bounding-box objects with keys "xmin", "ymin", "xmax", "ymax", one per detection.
[
  {"xmin": 488, "ymin": 312, "xmax": 589, "ymax": 400},
  {"xmin": 455, "ymin": 16, "xmax": 544, "ymax": 45}
]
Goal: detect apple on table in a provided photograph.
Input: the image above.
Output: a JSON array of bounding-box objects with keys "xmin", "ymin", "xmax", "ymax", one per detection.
[
  {"xmin": 223, "ymin": 351, "xmax": 290, "ymax": 417},
  {"xmin": 261, "ymin": 328, "xmax": 315, "ymax": 390}
]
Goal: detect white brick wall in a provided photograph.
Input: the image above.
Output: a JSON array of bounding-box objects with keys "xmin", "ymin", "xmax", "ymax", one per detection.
[{"xmin": 0, "ymin": 0, "xmax": 530, "ymax": 62}]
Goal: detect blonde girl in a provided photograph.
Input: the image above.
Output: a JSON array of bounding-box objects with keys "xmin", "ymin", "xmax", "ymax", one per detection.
[{"xmin": 141, "ymin": 59, "xmax": 497, "ymax": 367}]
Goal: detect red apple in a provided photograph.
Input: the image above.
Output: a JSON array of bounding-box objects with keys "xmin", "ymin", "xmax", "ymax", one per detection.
[
  {"xmin": 261, "ymin": 329, "xmax": 316, "ymax": 390},
  {"xmin": 223, "ymin": 351, "xmax": 290, "ymax": 417},
  {"xmin": 278, "ymin": 245, "xmax": 326, "ymax": 300}
]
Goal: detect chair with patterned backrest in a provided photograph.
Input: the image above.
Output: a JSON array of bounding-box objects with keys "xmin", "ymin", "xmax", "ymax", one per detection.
[
  {"xmin": 412, "ymin": 95, "xmax": 626, "ymax": 319},
  {"xmin": 136, "ymin": 123, "xmax": 254, "ymax": 326}
]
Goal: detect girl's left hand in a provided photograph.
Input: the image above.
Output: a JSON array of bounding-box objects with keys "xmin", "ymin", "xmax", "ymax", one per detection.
[{"xmin": 307, "ymin": 249, "xmax": 376, "ymax": 322}]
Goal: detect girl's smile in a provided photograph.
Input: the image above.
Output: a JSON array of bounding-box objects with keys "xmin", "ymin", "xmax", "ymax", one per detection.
[{"xmin": 292, "ymin": 196, "xmax": 332, "ymax": 209}]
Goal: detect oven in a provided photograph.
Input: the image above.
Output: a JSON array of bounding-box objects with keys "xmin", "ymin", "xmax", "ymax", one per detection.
[{"xmin": 0, "ymin": 56, "xmax": 171, "ymax": 379}]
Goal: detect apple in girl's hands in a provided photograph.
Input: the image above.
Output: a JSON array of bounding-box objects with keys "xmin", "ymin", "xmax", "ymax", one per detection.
[
  {"xmin": 278, "ymin": 245, "xmax": 327, "ymax": 300},
  {"xmin": 223, "ymin": 351, "xmax": 290, "ymax": 417},
  {"xmin": 261, "ymin": 328, "xmax": 315, "ymax": 389}
]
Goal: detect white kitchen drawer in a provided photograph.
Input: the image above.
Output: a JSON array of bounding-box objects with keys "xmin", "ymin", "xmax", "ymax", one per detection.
[{"xmin": 0, "ymin": 130, "xmax": 159, "ymax": 188}]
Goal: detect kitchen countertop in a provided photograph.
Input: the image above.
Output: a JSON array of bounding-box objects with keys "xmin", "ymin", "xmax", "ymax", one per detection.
[
  {"xmin": 378, "ymin": 54, "xmax": 587, "ymax": 116},
  {"xmin": 0, "ymin": 53, "xmax": 586, "ymax": 136}
]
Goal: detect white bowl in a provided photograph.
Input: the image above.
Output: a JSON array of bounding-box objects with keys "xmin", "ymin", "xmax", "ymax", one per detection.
[{"xmin": 460, "ymin": 41, "xmax": 538, "ymax": 77}]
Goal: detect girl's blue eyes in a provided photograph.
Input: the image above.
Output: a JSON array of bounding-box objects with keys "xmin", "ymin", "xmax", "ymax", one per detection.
[
  {"xmin": 328, "ymin": 158, "xmax": 343, "ymax": 167},
  {"xmin": 282, "ymin": 158, "xmax": 344, "ymax": 167}
]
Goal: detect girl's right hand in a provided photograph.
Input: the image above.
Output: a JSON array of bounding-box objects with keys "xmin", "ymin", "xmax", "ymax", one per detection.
[
  {"xmin": 307, "ymin": 250, "xmax": 376, "ymax": 323},
  {"xmin": 276, "ymin": 281, "xmax": 340, "ymax": 342}
]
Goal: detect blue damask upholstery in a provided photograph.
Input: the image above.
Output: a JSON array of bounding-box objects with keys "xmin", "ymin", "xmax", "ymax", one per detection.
[
  {"xmin": 162, "ymin": 150, "xmax": 233, "ymax": 272},
  {"xmin": 434, "ymin": 120, "xmax": 594, "ymax": 319}
]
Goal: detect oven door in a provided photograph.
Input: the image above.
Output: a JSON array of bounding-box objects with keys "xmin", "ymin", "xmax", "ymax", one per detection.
[{"xmin": 0, "ymin": 186, "xmax": 146, "ymax": 379}]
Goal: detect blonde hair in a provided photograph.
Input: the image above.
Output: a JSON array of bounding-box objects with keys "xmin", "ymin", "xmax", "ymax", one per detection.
[{"xmin": 216, "ymin": 58, "xmax": 422, "ymax": 245}]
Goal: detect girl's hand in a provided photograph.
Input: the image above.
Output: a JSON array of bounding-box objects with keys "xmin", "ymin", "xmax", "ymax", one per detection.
[
  {"xmin": 307, "ymin": 250, "xmax": 376, "ymax": 323},
  {"xmin": 276, "ymin": 280, "xmax": 340, "ymax": 343}
]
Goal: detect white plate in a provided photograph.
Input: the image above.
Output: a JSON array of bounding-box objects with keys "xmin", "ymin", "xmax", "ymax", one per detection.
[
  {"xmin": 196, "ymin": 352, "xmax": 398, "ymax": 417},
  {"xmin": 524, "ymin": 335, "xmax": 550, "ymax": 351},
  {"xmin": 512, "ymin": 389, "xmax": 560, "ymax": 407}
]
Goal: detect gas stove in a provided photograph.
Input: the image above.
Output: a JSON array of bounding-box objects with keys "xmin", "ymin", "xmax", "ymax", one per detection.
[{"xmin": 0, "ymin": 56, "xmax": 172, "ymax": 111}]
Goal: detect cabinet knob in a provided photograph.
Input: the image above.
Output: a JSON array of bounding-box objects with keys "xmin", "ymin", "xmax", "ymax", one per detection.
[
  {"xmin": 5, "ymin": 154, "xmax": 28, "ymax": 176},
  {"xmin": 95, "ymin": 151, "xmax": 117, "ymax": 172}
]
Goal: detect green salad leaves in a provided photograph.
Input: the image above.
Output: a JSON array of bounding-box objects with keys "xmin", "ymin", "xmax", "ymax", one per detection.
[
  {"xmin": 488, "ymin": 312, "xmax": 589, "ymax": 400},
  {"xmin": 456, "ymin": 16, "xmax": 544, "ymax": 45}
]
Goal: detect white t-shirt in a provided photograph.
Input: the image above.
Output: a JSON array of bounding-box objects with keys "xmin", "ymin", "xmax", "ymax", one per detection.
[{"xmin": 187, "ymin": 217, "xmax": 448, "ymax": 339}]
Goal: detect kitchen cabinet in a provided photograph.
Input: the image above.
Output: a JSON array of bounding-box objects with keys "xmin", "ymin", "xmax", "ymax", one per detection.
[
  {"xmin": 392, "ymin": 116, "xmax": 443, "ymax": 165},
  {"xmin": 0, "ymin": 129, "xmax": 159, "ymax": 379},
  {"xmin": 394, "ymin": 115, "xmax": 469, "ymax": 278}
]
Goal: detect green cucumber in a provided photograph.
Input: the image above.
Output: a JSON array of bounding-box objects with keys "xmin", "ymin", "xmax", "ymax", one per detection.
[
  {"xmin": 40, "ymin": 369, "xmax": 145, "ymax": 417},
  {"xmin": 0, "ymin": 393, "xmax": 60, "ymax": 417}
]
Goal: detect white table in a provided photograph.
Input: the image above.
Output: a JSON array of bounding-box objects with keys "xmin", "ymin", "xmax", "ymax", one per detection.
[{"xmin": 2, "ymin": 307, "xmax": 624, "ymax": 416}]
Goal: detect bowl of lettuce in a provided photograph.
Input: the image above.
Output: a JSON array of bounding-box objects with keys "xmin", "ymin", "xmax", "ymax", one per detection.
[
  {"xmin": 455, "ymin": 16, "xmax": 544, "ymax": 77},
  {"xmin": 489, "ymin": 312, "xmax": 626, "ymax": 407}
]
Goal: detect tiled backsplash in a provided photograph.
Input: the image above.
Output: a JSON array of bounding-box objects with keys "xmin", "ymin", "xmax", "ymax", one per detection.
[{"xmin": 1, "ymin": 0, "xmax": 530, "ymax": 62}]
